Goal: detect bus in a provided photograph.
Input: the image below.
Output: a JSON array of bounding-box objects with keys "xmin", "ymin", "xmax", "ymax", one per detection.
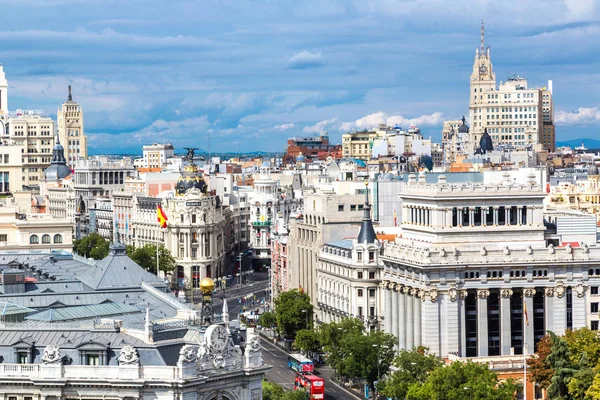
[
  {"xmin": 295, "ymin": 373, "xmax": 325, "ymax": 399},
  {"xmin": 287, "ymin": 353, "xmax": 314, "ymax": 374}
]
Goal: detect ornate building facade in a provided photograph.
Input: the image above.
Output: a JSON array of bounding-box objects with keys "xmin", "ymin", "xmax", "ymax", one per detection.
[{"xmin": 381, "ymin": 173, "xmax": 600, "ymax": 359}]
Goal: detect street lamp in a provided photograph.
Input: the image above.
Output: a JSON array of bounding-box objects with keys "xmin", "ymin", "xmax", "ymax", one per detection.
[
  {"xmin": 237, "ymin": 252, "xmax": 243, "ymax": 285},
  {"xmin": 373, "ymin": 344, "xmax": 380, "ymax": 395}
]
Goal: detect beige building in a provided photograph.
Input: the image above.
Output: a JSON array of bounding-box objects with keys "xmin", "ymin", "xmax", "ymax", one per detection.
[
  {"xmin": 57, "ymin": 85, "xmax": 87, "ymax": 164},
  {"xmin": 0, "ymin": 202, "xmax": 73, "ymax": 251},
  {"xmin": 468, "ymin": 25, "xmax": 555, "ymax": 152},
  {"xmin": 0, "ymin": 144, "xmax": 23, "ymax": 193},
  {"xmin": 7, "ymin": 112, "xmax": 55, "ymax": 189},
  {"xmin": 142, "ymin": 143, "xmax": 175, "ymax": 169}
]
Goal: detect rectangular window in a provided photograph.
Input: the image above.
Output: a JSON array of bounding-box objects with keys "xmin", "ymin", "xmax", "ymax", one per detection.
[
  {"xmin": 369, "ymin": 271, "xmax": 375, "ymax": 280},
  {"xmin": 17, "ymin": 352, "xmax": 28, "ymax": 364},
  {"xmin": 358, "ymin": 306, "xmax": 363, "ymax": 317},
  {"xmin": 592, "ymin": 287, "xmax": 599, "ymax": 295},
  {"xmin": 357, "ymin": 252, "xmax": 362, "ymax": 261},
  {"xmin": 370, "ymin": 306, "xmax": 375, "ymax": 317},
  {"xmin": 350, "ymin": 205, "xmax": 356, "ymax": 211},
  {"xmin": 86, "ymin": 354, "xmax": 100, "ymax": 365},
  {"xmin": 357, "ymin": 271, "xmax": 363, "ymax": 279},
  {"xmin": 592, "ymin": 321, "xmax": 599, "ymax": 331},
  {"xmin": 180, "ymin": 214, "xmax": 184, "ymax": 223},
  {"xmin": 369, "ymin": 288, "xmax": 375, "ymax": 297},
  {"xmin": 369, "ymin": 251, "xmax": 375, "ymax": 262},
  {"xmin": 357, "ymin": 289, "xmax": 363, "ymax": 297},
  {"xmin": 592, "ymin": 303, "xmax": 599, "ymax": 313},
  {"xmin": 192, "ymin": 214, "xmax": 197, "ymax": 223},
  {"xmin": 0, "ymin": 234, "xmax": 6, "ymax": 242},
  {"xmin": 338, "ymin": 204, "xmax": 344, "ymax": 212}
]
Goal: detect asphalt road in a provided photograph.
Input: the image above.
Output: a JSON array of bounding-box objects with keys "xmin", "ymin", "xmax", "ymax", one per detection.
[{"xmin": 261, "ymin": 337, "xmax": 360, "ymax": 400}]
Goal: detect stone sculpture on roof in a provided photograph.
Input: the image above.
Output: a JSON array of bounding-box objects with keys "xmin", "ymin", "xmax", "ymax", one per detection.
[
  {"xmin": 178, "ymin": 344, "xmax": 196, "ymax": 365},
  {"xmin": 118, "ymin": 345, "xmax": 139, "ymax": 366},
  {"xmin": 41, "ymin": 345, "xmax": 61, "ymax": 364}
]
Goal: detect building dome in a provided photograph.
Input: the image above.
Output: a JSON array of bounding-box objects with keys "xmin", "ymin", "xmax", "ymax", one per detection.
[
  {"xmin": 199, "ymin": 277, "xmax": 215, "ymax": 294},
  {"xmin": 458, "ymin": 115, "xmax": 469, "ymax": 134},
  {"xmin": 588, "ymin": 164, "xmax": 599, "ymax": 176},
  {"xmin": 44, "ymin": 135, "xmax": 72, "ymax": 181},
  {"xmin": 296, "ymin": 152, "xmax": 305, "ymax": 163},
  {"xmin": 479, "ymin": 128, "xmax": 493, "ymax": 153},
  {"xmin": 175, "ymin": 163, "xmax": 207, "ymax": 196}
]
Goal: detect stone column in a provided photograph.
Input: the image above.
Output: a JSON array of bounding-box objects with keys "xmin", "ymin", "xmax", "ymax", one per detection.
[
  {"xmin": 500, "ymin": 289, "xmax": 513, "ymax": 356},
  {"xmin": 422, "ymin": 288, "xmax": 440, "ymax": 356},
  {"xmin": 459, "ymin": 290, "xmax": 467, "ymax": 357},
  {"xmin": 524, "ymin": 288, "xmax": 536, "ymax": 355},
  {"xmin": 493, "ymin": 206, "xmax": 499, "ymax": 225},
  {"xmin": 391, "ymin": 284, "xmax": 399, "ymax": 348},
  {"xmin": 413, "ymin": 289, "xmax": 422, "ymax": 347},
  {"xmin": 517, "ymin": 206, "xmax": 523, "ymax": 225},
  {"xmin": 505, "ymin": 207, "xmax": 510, "ymax": 225},
  {"xmin": 458, "ymin": 207, "xmax": 463, "ymax": 227},
  {"xmin": 398, "ymin": 285, "xmax": 406, "ymax": 349},
  {"xmin": 572, "ymin": 283, "xmax": 587, "ymax": 329},
  {"xmin": 553, "ymin": 282, "xmax": 567, "ymax": 335},
  {"xmin": 384, "ymin": 282, "xmax": 392, "ymax": 335},
  {"xmin": 405, "ymin": 286, "xmax": 414, "ymax": 349},
  {"xmin": 468, "ymin": 208, "xmax": 474, "ymax": 226},
  {"xmin": 544, "ymin": 287, "xmax": 554, "ymax": 333},
  {"xmin": 477, "ymin": 289, "xmax": 490, "ymax": 357}
]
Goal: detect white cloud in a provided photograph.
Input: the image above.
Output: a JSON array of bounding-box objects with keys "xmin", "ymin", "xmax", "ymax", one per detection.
[
  {"xmin": 273, "ymin": 123, "xmax": 296, "ymax": 130},
  {"xmin": 132, "ymin": 116, "xmax": 211, "ymax": 143},
  {"xmin": 339, "ymin": 111, "xmax": 444, "ymax": 131},
  {"xmin": 555, "ymin": 107, "xmax": 600, "ymax": 125},
  {"xmin": 288, "ymin": 50, "xmax": 325, "ymax": 69},
  {"xmin": 303, "ymin": 117, "xmax": 337, "ymax": 133}
]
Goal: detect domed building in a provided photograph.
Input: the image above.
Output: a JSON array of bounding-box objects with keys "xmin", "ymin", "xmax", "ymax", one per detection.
[
  {"xmin": 479, "ymin": 128, "xmax": 494, "ymax": 154},
  {"xmin": 175, "ymin": 151, "xmax": 207, "ymax": 196},
  {"xmin": 44, "ymin": 135, "xmax": 72, "ymax": 182}
]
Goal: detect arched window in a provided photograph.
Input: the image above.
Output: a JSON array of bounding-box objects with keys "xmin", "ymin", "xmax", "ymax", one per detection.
[
  {"xmin": 42, "ymin": 234, "xmax": 51, "ymax": 244},
  {"xmin": 53, "ymin": 234, "xmax": 63, "ymax": 244},
  {"xmin": 30, "ymin": 235, "xmax": 39, "ymax": 244}
]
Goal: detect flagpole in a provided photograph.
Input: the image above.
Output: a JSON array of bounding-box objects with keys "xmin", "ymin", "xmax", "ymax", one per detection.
[{"xmin": 523, "ymin": 296, "xmax": 527, "ymax": 400}]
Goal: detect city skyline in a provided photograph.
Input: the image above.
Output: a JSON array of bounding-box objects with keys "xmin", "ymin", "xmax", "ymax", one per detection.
[{"xmin": 1, "ymin": 0, "xmax": 598, "ymax": 154}]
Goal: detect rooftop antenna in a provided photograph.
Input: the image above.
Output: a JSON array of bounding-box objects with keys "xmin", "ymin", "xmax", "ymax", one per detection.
[{"xmin": 480, "ymin": 19, "xmax": 485, "ymax": 56}]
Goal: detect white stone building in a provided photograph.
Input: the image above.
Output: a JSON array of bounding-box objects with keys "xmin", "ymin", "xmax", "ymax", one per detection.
[
  {"xmin": 248, "ymin": 166, "xmax": 279, "ymax": 268},
  {"xmin": 57, "ymin": 85, "xmax": 87, "ymax": 164},
  {"xmin": 381, "ymin": 173, "xmax": 600, "ymax": 359}
]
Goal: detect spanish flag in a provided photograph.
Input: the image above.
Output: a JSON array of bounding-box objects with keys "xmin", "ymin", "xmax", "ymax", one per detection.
[
  {"xmin": 524, "ymin": 301, "xmax": 529, "ymax": 326},
  {"xmin": 157, "ymin": 204, "xmax": 168, "ymax": 229}
]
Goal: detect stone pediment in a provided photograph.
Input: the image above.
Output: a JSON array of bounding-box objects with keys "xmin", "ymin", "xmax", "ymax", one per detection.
[{"xmin": 11, "ymin": 337, "xmax": 35, "ymax": 348}]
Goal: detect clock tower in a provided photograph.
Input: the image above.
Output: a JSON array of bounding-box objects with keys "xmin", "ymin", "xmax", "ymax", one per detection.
[{"xmin": 469, "ymin": 21, "xmax": 496, "ymax": 147}]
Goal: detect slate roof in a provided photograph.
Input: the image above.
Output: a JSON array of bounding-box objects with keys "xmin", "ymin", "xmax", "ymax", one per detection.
[
  {"xmin": 326, "ymin": 240, "xmax": 353, "ymax": 250},
  {"xmin": 81, "ymin": 244, "xmax": 164, "ymax": 290},
  {"xmin": 26, "ymin": 302, "xmax": 141, "ymax": 322},
  {"xmin": 0, "ymin": 302, "xmax": 34, "ymax": 316}
]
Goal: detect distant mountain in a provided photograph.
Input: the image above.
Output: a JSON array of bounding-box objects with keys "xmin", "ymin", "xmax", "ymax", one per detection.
[{"xmin": 556, "ymin": 138, "xmax": 600, "ymax": 149}]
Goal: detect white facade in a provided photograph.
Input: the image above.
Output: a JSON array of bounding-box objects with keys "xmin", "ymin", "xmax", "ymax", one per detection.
[
  {"xmin": 248, "ymin": 167, "xmax": 279, "ymax": 267},
  {"xmin": 57, "ymin": 86, "xmax": 87, "ymax": 163},
  {"xmin": 142, "ymin": 143, "xmax": 175, "ymax": 169},
  {"xmin": 382, "ymin": 173, "xmax": 600, "ymax": 359}
]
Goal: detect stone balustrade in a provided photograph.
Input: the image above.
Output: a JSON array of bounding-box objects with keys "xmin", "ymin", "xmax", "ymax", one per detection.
[
  {"xmin": 382, "ymin": 241, "xmax": 600, "ymax": 266},
  {"xmin": 447, "ymin": 353, "xmax": 526, "ymax": 371},
  {"xmin": 0, "ymin": 363, "xmax": 183, "ymax": 381}
]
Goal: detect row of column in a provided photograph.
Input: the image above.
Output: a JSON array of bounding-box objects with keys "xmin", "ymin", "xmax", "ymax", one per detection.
[
  {"xmin": 384, "ymin": 280, "xmax": 587, "ymax": 358},
  {"xmin": 383, "ymin": 283, "xmax": 423, "ymax": 350},
  {"xmin": 406, "ymin": 206, "xmax": 432, "ymax": 227}
]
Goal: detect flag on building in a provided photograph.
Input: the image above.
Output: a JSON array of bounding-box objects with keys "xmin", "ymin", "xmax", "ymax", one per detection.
[
  {"xmin": 524, "ymin": 301, "xmax": 529, "ymax": 326},
  {"xmin": 157, "ymin": 204, "xmax": 168, "ymax": 228},
  {"xmin": 394, "ymin": 208, "xmax": 397, "ymax": 226}
]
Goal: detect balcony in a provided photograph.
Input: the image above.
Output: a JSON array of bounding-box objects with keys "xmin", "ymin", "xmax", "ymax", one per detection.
[{"xmin": 0, "ymin": 363, "xmax": 182, "ymax": 381}]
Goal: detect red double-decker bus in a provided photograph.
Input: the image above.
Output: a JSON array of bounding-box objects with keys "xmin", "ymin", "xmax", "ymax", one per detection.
[{"xmin": 295, "ymin": 373, "xmax": 324, "ymax": 399}]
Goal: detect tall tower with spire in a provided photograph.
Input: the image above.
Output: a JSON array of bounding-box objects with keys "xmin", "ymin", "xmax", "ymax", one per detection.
[
  {"xmin": 57, "ymin": 85, "xmax": 87, "ymax": 164},
  {"xmin": 0, "ymin": 64, "xmax": 8, "ymax": 115},
  {"xmin": 468, "ymin": 20, "xmax": 497, "ymax": 151}
]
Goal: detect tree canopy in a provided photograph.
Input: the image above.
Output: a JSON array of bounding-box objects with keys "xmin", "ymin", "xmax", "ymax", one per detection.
[
  {"xmin": 258, "ymin": 311, "xmax": 277, "ymax": 329},
  {"xmin": 295, "ymin": 329, "xmax": 321, "ymax": 353},
  {"xmin": 73, "ymin": 232, "xmax": 109, "ymax": 260},
  {"xmin": 379, "ymin": 347, "xmax": 443, "ymax": 400},
  {"xmin": 262, "ymin": 380, "xmax": 308, "ymax": 400},
  {"xmin": 406, "ymin": 361, "xmax": 518, "ymax": 400},
  {"xmin": 273, "ymin": 290, "xmax": 313, "ymax": 339},
  {"xmin": 528, "ymin": 334, "xmax": 554, "ymax": 389},
  {"xmin": 126, "ymin": 244, "xmax": 175, "ymax": 274}
]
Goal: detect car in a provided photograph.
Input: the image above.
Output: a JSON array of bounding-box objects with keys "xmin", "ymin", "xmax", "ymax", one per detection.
[{"xmin": 240, "ymin": 323, "xmax": 247, "ymax": 331}]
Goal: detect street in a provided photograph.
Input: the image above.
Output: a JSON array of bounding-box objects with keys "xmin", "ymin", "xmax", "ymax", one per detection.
[{"xmin": 261, "ymin": 337, "xmax": 360, "ymax": 400}]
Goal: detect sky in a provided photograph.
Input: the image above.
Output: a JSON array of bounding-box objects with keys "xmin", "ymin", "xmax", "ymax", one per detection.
[{"xmin": 1, "ymin": 0, "xmax": 599, "ymax": 154}]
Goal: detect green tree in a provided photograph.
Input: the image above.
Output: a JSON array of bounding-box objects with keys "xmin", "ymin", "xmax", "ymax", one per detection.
[
  {"xmin": 295, "ymin": 329, "xmax": 321, "ymax": 353},
  {"xmin": 585, "ymin": 374, "xmax": 600, "ymax": 399},
  {"xmin": 528, "ymin": 334, "xmax": 555, "ymax": 390},
  {"xmin": 73, "ymin": 232, "xmax": 109, "ymax": 260},
  {"xmin": 281, "ymin": 389, "xmax": 309, "ymax": 400},
  {"xmin": 379, "ymin": 347, "xmax": 443, "ymax": 400},
  {"xmin": 319, "ymin": 317, "xmax": 365, "ymax": 376},
  {"xmin": 273, "ymin": 290, "xmax": 313, "ymax": 339},
  {"xmin": 262, "ymin": 380, "xmax": 285, "ymax": 400},
  {"xmin": 259, "ymin": 311, "xmax": 277, "ymax": 328},
  {"xmin": 126, "ymin": 244, "xmax": 175, "ymax": 274},
  {"xmin": 547, "ymin": 332, "xmax": 578, "ymax": 400},
  {"xmin": 406, "ymin": 361, "xmax": 517, "ymax": 400},
  {"xmin": 563, "ymin": 328, "xmax": 600, "ymax": 367},
  {"xmin": 567, "ymin": 366, "xmax": 595, "ymax": 400}
]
